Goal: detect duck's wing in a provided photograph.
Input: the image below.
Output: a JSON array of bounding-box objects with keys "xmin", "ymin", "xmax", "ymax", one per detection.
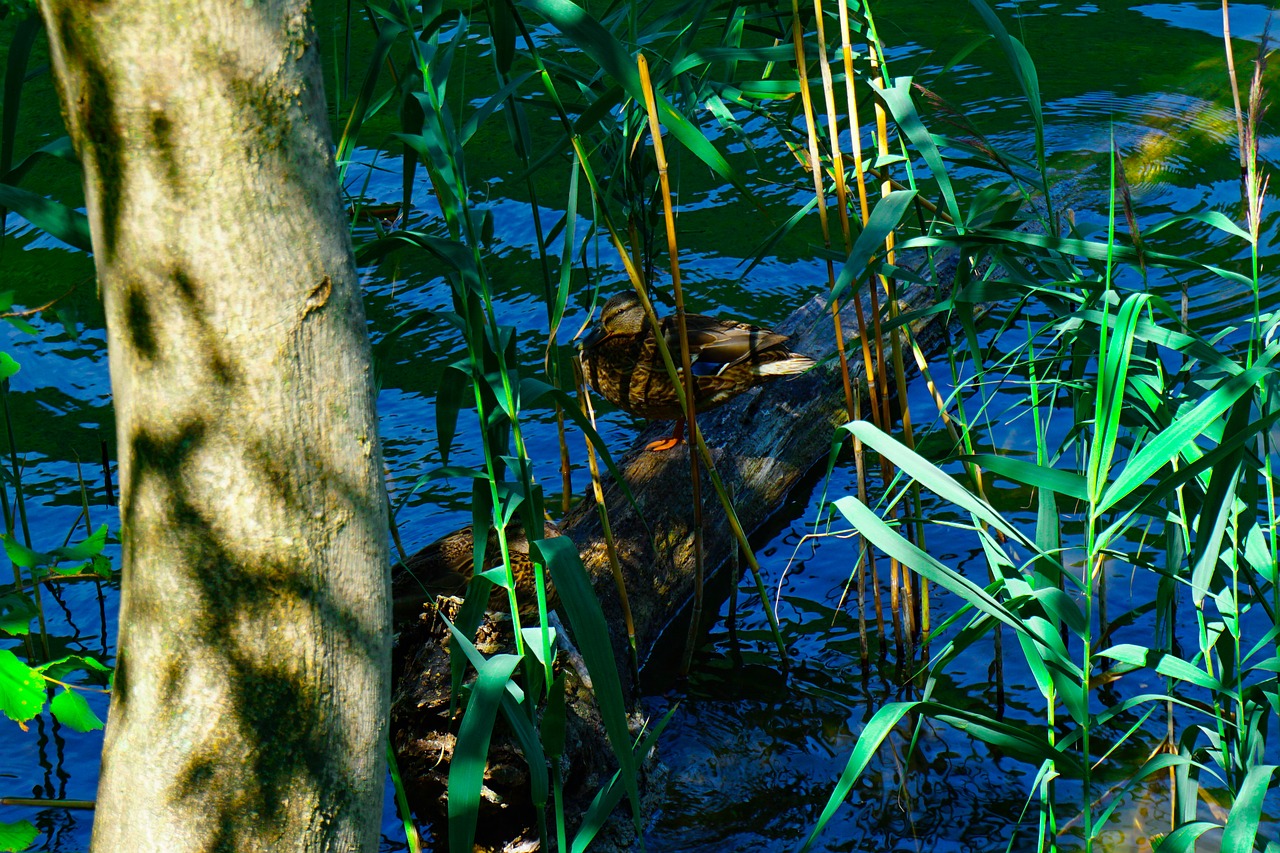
[{"xmin": 666, "ymin": 314, "xmax": 791, "ymax": 371}]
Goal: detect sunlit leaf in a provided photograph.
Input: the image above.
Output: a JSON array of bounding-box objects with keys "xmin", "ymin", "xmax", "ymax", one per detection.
[
  {"xmin": 0, "ymin": 819, "xmax": 37, "ymax": 853},
  {"xmin": 49, "ymin": 688, "xmax": 103, "ymax": 732},
  {"xmin": 0, "ymin": 648, "xmax": 45, "ymax": 728}
]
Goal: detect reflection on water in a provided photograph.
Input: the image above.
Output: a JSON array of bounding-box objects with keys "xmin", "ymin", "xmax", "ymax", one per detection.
[{"xmin": 4, "ymin": 1, "xmax": 1279, "ymax": 850}]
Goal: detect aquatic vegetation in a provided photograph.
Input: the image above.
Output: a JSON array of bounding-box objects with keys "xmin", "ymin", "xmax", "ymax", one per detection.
[{"xmin": 1, "ymin": 0, "xmax": 1277, "ymax": 850}]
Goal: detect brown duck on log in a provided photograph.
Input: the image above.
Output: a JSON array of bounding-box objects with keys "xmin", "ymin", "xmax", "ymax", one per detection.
[
  {"xmin": 581, "ymin": 292, "xmax": 815, "ymax": 451},
  {"xmin": 393, "ymin": 521, "xmax": 562, "ymax": 620}
]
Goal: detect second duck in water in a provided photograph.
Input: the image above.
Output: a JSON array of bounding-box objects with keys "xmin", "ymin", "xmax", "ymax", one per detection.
[{"xmin": 581, "ymin": 292, "xmax": 815, "ymax": 451}]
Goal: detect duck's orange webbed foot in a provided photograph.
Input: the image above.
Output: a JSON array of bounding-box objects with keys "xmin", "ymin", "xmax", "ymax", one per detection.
[{"xmin": 644, "ymin": 417, "xmax": 686, "ymax": 452}]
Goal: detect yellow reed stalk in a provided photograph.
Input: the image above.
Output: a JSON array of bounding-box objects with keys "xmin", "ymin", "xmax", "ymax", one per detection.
[
  {"xmin": 637, "ymin": 54, "xmax": 706, "ymax": 676},
  {"xmin": 513, "ymin": 13, "xmax": 790, "ymax": 664},
  {"xmin": 791, "ymin": 0, "xmax": 857, "ymax": 424},
  {"xmin": 814, "ymin": 0, "xmax": 889, "ymax": 646},
  {"xmin": 575, "ymin": 359, "xmax": 639, "ymax": 671},
  {"xmin": 866, "ymin": 17, "xmax": 924, "ymax": 643}
]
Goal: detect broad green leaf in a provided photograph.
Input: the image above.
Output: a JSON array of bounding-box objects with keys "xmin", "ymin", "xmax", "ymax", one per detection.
[
  {"xmin": 50, "ymin": 523, "xmax": 108, "ymax": 562},
  {"xmin": 0, "ymin": 648, "xmax": 45, "ymax": 727},
  {"xmin": 37, "ymin": 654, "xmax": 111, "ymax": 683},
  {"xmin": 49, "ymin": 688, "xmax": 103, "ymax": 732},
  {"xmin": 1098, "ymin": 355, "xmax": 1276, "ymax": 514},
  {"xmin": 840, "ymin": 422, "xmax": 1027, "ymax": 545},
  {"xmin": 877, "ymin": 78, "xmax": 962, "ymax": 227},
  {"xmin": 1156, "ymin": 821, "xmax": 1220, "ymax": 852},
  {"xmin": 833, "ymin": 495, "xmax": 1026, "ymax": 636},
  {"xmin": 0, "ymin": 352, "xmax": 18, "ymax": 380},
  {"xmin": 1146, "ymin": 211, "xmax": 1252, "ymax": 243},
  {"xmin": 968, "ymin": 454, "xmax": 1089, "ymax": 502},
  {"xmin": 1088, "ymin": 293, "xmax": 1149, "ymax": 503},
  {"xmin": 1, "ymin": 535, "xmax": 51, "ymax": 569},
  {"xmin": 0, "ymin": 819, "xmax": 37, "ymax": 853},
  {"xmin": 499, "ymin": 692, "xmax": 548, "ymax": 810}
]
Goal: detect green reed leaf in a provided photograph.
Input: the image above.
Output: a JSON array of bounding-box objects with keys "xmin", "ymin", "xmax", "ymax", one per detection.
[
  {"xmin": 535, "ymin": 535, "xmax": 641, "ymax": 835},
  {"xmin": 801, "ymin": 701, "xmax": 918, "ymax": 852},
  {"xmin": 1220, "ymin": 764, "xmax": 1277, "ymax": 850},
  {"xmin": 840, "ymin": 421, "xmax": 1026, "ymax": 544},
  {"xmin": 1095, "ymin": 644, "xmax": 1224, "ymax": 692},
  {"xmin": 447, "ymin": 651, "xmax": 521, "ymax": 853},
  {"xmin": 0, "ymin": 183, "xmax": 91, "ymax": 252},
  {"xmin": 968, "ymin": 454, "xmax": 1089, "ymax": 503},
  {"xmin": 1098, "ymin": 354, "xmax": 1276, "ymax": 515},
  {"xmin": 833, "ymin": 495, "xmax": 1024, "ymax": 634},
  {"xmin": 500, "ymin": 692, "xmax": 549, "ymax": 809},
  {"xmin": 877, "ymin": 78, "xmax": 962, "ymax": 228},
  {"xmin": 831, "ymin": 191, "xmax": 918, "ymax": 306},
  {"xmin": 1088, "ymin": 293, "xmax": 1149, "ymax": 503},
  {"xmin": 1157, "ymin": 821, "xmax": 1222, "ymax": 852}
]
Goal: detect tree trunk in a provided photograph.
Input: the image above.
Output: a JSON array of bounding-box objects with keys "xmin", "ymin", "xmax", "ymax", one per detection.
[{"xmin": 38, "ymin": 3, "xmax": 392, "ymax": 851}]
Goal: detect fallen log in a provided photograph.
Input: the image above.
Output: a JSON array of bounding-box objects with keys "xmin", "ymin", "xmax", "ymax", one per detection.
[{"xmin": 391, "ymin": 260, "xmax": 962, "ymax": 849}]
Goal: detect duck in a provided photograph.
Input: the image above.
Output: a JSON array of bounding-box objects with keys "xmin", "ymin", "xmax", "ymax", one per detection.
[
  {"xmin": 394, "ymin": 521, "xmax": 562, "ymax": 620},
  {"xmin": 580, "ymin": 292, "xmax": 815, "ymax": 451}
]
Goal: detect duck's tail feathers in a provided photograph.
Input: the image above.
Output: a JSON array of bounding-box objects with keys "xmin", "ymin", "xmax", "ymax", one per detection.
[{"xmin": 754, "ymin": 354, "xmax": 815, "ymax": 376}]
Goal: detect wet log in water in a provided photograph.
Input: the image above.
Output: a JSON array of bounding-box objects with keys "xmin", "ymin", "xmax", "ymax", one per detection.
[{"xmin": 391, "ymin": 267, "xmax": 960, "ymax": 849}]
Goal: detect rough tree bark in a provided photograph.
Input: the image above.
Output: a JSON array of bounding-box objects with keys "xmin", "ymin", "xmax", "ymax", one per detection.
[{"xmin": 38, "ymin": 3, "xmax": 392, "ymax": 851}]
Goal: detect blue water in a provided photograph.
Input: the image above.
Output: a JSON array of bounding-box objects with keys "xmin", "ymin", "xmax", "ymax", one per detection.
[{"xmin": 4, "ymin": 1, "xmax": 1279, "ymax": 850}]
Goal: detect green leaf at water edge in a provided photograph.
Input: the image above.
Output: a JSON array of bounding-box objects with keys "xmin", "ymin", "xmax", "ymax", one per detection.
[
  {"xmin": 0, "ymin": 352, "xmax": 18, "ymax": 380},
  {"xmin": 832, "ymin": 495, "xmax": 1026, "ymax": 637},
  {"xmin": 966, "ymin": 454, "xmax": 1088, "ymax": 503},
  {"xmin": 49, "ymin": 687, "xmax": 103, "ymax": 732},
  {"xmin": 0, "ymin": 648, "xmax": 45, "ymax": 726},
  {"xmin": 0, "ymin": 819, "xmax": 37, "ymax": 853},
  {"xmin": 0, "ymin": 592, "xmax": 37, "ymax": 635},
  {"xmin": 840, "ymin": 421, "xmax": 1029, "ymax": 547},
  {"xmin": 37, "ymin": 653, "xmax": 111, "ymax": 683}
]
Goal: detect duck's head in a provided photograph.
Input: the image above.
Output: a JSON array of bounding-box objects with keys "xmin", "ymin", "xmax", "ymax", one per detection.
[{"xmin": 583, "ymin": 292, "xmax": 646, "ymax": 349}]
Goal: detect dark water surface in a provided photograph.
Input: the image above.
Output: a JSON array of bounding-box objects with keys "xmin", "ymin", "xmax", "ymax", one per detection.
[{"xmin": 3, "ymin": 1, "xmax": 1278, "ymax": 850}]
